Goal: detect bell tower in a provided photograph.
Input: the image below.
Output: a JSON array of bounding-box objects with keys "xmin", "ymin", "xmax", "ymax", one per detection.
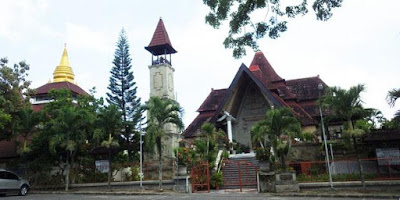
[
  {"xmin": 145, "ymin": 18, "xmax": 180, "ymax": 160},
  {"xmin": 145, "ymin": 18, "xmax": 177, "ymax": 100}
]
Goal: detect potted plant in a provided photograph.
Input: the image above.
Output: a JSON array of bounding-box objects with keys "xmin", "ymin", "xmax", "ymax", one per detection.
[
  {"xmin": 174, "ymin": 147, "xmax": 189, "ymax": 175},
  {"xmin": 255, "ymin": 148, "xmax": 271, "ymax": 172},
  {"xmin": 210, "ymin": 171, "xmax": 223, "ymax": 189}
]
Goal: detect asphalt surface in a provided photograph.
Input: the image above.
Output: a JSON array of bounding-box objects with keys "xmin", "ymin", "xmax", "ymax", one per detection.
[{"xmin": 1, "ymin": 194, "xmax": 396, "ymax": 200}]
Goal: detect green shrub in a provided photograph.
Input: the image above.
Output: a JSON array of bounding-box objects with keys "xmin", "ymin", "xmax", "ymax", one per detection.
[
  {"xmin": 211, "ymin": 171, "xmax": 223, "ymax": 189},
  {"xmin": 297, "ymin": 173, "xmax": 378, "ymax": 182},
  {"xmin": 255, "ymin": 148, "xmax": 270, "ymax": 161}
]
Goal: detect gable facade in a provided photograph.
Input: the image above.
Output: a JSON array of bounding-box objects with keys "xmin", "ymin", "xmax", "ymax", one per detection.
[{"xmin": 183, "ymin": 51, "xmax": 328, "ymax": 147}]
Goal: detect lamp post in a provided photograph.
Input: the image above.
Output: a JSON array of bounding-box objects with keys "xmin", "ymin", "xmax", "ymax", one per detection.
[
  {"xmin": 139, "ymin": 126, "xmax": 144, "ymax": 190},
  {"xmin": 318, "ymin": 83, "xmax": 334, "ymax": 189}
]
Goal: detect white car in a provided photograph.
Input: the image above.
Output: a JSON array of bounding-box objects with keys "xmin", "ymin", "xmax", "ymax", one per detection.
[{"xmin": 0, "ymin": 169, "xmax": 30, "ymax": 196}]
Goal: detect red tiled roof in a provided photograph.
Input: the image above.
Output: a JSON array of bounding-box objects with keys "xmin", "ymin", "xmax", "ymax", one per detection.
[
  {"xmin": 197, "ymin": 89, "xmax": 227, "ymax": 112},
  {"xmin": 183, "ymin": 112, "xmax": 215, "ymax": 138},
  {"xmin": 285, "ymin": 100, "xmax": 316, "ymax": 125},
  {"xmin": 0, "ymin": 140, "xmax": 18, "ymax": 158},
  {"xmin": 145, "ymin": 18, "xmax": 177, "ymax": 55},
  {"xmin": 249, "ymin": 51, "xmax": 284, "ymax": 85},
  {"xmin": 297, "ymin": 101, "xmax": 320, "ymax": 117},
  {"xmin": 286, "ymin": 76, "xmax": 328, "ymax": 101},
  {"xmin": 35, "ymin": 81, "xmax": 87, "ymax": 96},
  {"xmin": 183, "ymin": 89, "xmax": 227, "ymax": 138}
]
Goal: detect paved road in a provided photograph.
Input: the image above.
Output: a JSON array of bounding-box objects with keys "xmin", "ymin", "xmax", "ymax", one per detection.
[{"xmin": 1, "ymin": 194, "xmax": 390, "ymax": 200}]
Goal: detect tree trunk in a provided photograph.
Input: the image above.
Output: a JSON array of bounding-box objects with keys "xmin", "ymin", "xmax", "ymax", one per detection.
[
  {"xmin": 207, "ymin": 138, "xmax": 209, "ymax": 158},
  {"xmin": 281, "ymin": 153, "xmax": 286, "ymax": 172},
  {"xmin": 108, "ymin": 148, "xmax": 112, "ymax": 191},
  {"xmin": 65, "ymin": 153, "xmax": 70, "ymax": 191},
  {"xmin": 353, "ymin": 136, "xmax": 366, "ymax": 188},
  {"xmin": 157, "ymin": 137, "xmax": 163, "ymax": 191},
  {"xmin": 259, "ymin": 141, "xmax": 264, "ymax": 149}
]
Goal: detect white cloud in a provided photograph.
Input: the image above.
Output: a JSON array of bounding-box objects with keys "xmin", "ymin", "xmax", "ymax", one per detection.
[
  {"xmin": 0, "ymin": 0, "xmax": 56, "ymax": 41},
  {"xmin": 65, "ymin": 22, "xmax": 113, "ymax": 54}
]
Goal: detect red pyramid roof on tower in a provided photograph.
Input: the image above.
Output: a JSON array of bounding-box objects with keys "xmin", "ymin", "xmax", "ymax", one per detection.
[
  {"xmin": 145, "ymin": 18, "xmax": 177, "ymax": 55},
  {"xmin": 249, "ymin": 51, "xmax": 284, "ymax": 85}
]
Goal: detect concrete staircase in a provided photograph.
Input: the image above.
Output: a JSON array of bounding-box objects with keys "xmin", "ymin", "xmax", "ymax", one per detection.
[{"xmin": 222, "ymin": 154, "xmax": 259, "ymax": 190}]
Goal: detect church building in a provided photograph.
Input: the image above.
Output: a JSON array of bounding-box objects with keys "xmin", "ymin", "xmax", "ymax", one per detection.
[{"xmin": 183, "ymin": 52, "xmax": 329, "ymax": 150}]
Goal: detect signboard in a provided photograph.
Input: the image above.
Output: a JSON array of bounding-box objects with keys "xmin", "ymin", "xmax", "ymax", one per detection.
[
  {"xmin": 95, "ymin": 160, "xmax": 109, "ymax": 173},
  {"xmin": 376, "ymin": 148, "xmax": 400, "ymax": 165}
]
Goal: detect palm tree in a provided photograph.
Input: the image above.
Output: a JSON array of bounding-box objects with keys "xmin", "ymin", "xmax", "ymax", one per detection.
[
  {"xmin": 251, "ymin": 120, "xmax": 268, "ymax": 149},
  {"xmin": 45, "ymin": 89, "xmax": 96, "ymax": 191},
  {"xmin": 387, "ymin": 88, "xmax": 400, "ymax": 120},
  {"xmin": 201, "ymin": 123, "xmax": 217, "ymax": 157},
  {"xmin": 142, "ymin": 96, "xmax": 183, "ymax": 190},
  {"xmin": 321, "ymin": 84, "xmax": 366, "ymax": 187},
  {"xmin": 252, "ymin": 107, "xmax": 301, "ymax": 171},
  {"xmin": 16, "ymin": 108, "xmax": 41, "ymax": 153},
  {"xmin": 322, "ymin": 84, "xmax": 366, "ymax": 131}
]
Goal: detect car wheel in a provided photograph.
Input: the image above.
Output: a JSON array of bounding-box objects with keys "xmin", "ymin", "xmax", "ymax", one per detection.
[{"xmin": 19, "ymin": 185, "xmax": 29, "ymax": 196}]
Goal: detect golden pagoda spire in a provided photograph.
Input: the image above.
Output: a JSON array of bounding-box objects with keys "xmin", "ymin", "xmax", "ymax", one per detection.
[{"xmin": 53, "ymin": 44, "xmax": 75, "ymax": 83}]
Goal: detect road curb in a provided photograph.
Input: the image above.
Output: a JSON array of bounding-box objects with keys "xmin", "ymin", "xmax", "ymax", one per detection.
[
  {"xmin": 32, "ymin": 190, "xmax": 176, "ymax": 196},
  {"xmin": 32, "ymin": 190, "xmax": 400, "ymax": 199},
  {"xmin": 271, "ymin": 192, "xmax": 400, "ymax": 199}
]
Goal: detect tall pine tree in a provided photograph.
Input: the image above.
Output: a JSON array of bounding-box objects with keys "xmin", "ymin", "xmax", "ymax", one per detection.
[{"xmin": 107, "ymin": 29, "xmax": 143, "ymax": 162}]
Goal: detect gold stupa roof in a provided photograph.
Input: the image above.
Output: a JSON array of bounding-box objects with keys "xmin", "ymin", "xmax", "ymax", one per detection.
[{"xmin": 53, "ymin": 45, "xmax": 75, "ymax": 83}]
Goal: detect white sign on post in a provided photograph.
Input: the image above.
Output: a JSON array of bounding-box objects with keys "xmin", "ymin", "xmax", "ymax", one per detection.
[
  {"xmin": 376, "ymin": 148, "xmax": 400, "ymax": 165},
  {"xmin": 95, "ymin": 160, "xmax": 110, "ymax": 173}
]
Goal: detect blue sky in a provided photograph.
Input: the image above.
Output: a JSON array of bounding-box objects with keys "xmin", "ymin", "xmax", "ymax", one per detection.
[{"xmin": 1, "ymin": 0, "xmax": 399, "ymax": 127}]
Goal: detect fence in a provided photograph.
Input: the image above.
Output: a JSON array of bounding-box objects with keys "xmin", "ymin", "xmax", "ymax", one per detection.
[
  {"xmin": 289, "ymin": 157, "xmax": 400, "ymax": 182},
  {"xmin": 22, "ymin": 160, "xmax": 177, "ymax": 188}
]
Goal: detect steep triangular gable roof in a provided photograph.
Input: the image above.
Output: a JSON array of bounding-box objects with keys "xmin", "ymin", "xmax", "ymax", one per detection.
[{"xmin": 210, "ymin": 63, "xmax": 284, "ymax": 122}]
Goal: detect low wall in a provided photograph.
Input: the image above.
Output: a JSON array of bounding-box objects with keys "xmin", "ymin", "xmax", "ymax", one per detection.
[
  {"xmin": 70, "ymin": 180, "xmax": 175, "ymax": 190},
  {"xmin": 299, "ymin": 180, "xmax": 400, "ymax": 190}
]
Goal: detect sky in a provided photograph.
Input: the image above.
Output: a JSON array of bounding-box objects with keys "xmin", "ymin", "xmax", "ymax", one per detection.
[{"xmin": 0, "ymin": 0, "xmax": 399, "ymax": 128}]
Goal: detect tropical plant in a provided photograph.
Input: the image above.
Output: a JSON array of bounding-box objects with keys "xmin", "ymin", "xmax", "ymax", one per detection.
[
  {"xmin": 255, "ymin": 148, "xmax": 270, "ymax": 161},
  {"xmin": 107, "ymin": 28, "xmax": 143, "ymax": 162},
  {"xmin": 322, "ymin": 84, "xmax": 366, "ymax": 132},
  {"xmin": 321, "ymin": 84, "xmax": 367, "ymax": 187},
  {"xmin": 142, "ymin": 96, "xmax": 184, "ymax": 190},
  {"xmin": 174, "ymin": 147, "xmax": 190, "ymax": 166},
  {"xmin": 252, "ymin": 107, "xmax": 301, "ymax": 171},
  {"xmin": 201, "ymin": 123, "xmax": 226, "ymax": 158},
  {"xmin": 43, "ymin": 89, "xmax": 97, "ymax": 191},
  {"xmin": 15, "ymin": 108, "xmax": 42, "ymax": 153},
  {"xmin": 210, "ymin": 171, "xmax": 223, "ymax": 189},
  {"xmin": 251, "ymin": 120, "xmax": 269, "ymax": 149},
  {"xmin": 387, "ymin": 88, "xmax": 400, "ymax": 122}
]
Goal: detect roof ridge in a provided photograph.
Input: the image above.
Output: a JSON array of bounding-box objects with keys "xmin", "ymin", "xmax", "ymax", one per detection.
[{"xmin": 286, "ymin": 75, "xmax": 320, "ymax": 82}]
